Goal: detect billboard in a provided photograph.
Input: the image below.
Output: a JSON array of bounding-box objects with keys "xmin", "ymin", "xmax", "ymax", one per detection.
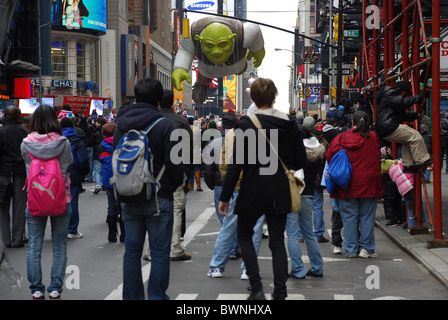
[
  {"xmin": 121, "ymin": 34, "xmax": 139, "ymax": 97},
  {"xmin": 0, "ymin": 0, "xmax": 19, "ymax": 60},
  {"xmin": 51, "ymin": 0, "xmax": 107, "ymax": 35},
  {"xmin": 100, "ymin": 30, "xmax": 117, "ymax": 107}
]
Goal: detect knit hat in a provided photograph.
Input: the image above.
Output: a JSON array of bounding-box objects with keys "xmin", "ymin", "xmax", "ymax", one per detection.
[
  {"xmin": 338, "ymin": 105, "xmax": 345, "ymax": 111},
  {"xmin": 303, "ymin": 116, "xmax": 316, "ymax": 131},
  {"xmin": 60, "ymin": 117, "xmax": 74, "ymax": 128},
  {"xmin": 222, "ymin": 112, "xmax": 237, "ymax": 129},
  {"xmin": 380, "ymin": 146, "xmax": 392, "ymax": 159},
  {"xmin": 102, "ymin": 123, "xmax": 117, "ymax": 138}
]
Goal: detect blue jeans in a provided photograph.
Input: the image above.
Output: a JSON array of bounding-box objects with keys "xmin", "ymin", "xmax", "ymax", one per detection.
[
  {"xmin": 68, "ymin": 183, "xmax": 81, "ymax": 234},
  {"xmin": 26, "ymin": 205, "xmax": 71, "ymax": 294},
  {"xmin": 86, "ymin": 147, "xmax": 93, "ymax": 181},
  {"xmin": 93, "ymin": 160, "xmax": 102, "ymax": 189},
  {"xmin": 404, "ymin": 191, "xmax": 426, "ymax": 227},
  {"xmin": 209, "ymin": 190, "xmax": 264, "ymax": 271},
  {"xmin": 286, "ymin": 197, "xmax": 323, "ymax": 277},
  {"xmin": 338, "ymin": 198, "xmax": 377, "ymax": 255},
  {"xmin": 121, "ymin": 197, "xmax": 173, "ymax": 300},
  {"xmin": 313, "ymin": 188, "xmax": 325, "ymax": 240}
]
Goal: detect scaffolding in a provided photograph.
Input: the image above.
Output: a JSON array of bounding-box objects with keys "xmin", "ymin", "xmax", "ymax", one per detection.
[{"xmin": 362, "ymin": 0, "xmax": 447, "ymax": 247}]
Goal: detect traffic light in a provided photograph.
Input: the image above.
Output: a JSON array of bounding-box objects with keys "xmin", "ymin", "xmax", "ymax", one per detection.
[
  {"xmin": 300, "ymin": 89, "xmax": 305, "ymax": 98},
  {"xmin": 183, "ymin": 18, "xmax": 190, "ymax": 39},
  {"xmin": 331, "ymin": 87, "xmax": 337, "ymax": 99},
  {"xmin": 333, "ymin": 14, "xmax": 344, "ymax": 42}
]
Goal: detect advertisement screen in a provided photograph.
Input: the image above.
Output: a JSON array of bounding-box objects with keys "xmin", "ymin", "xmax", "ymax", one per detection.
[
  {"xmin": 19, "ymin": 98, "xmax": 55, "ymax": 114},
  {"xmin": 90, "ymin": 99, "xmax": 104, "ymax": 116},
  {"xmin": 51, "ymin": 0, "xmax": 107, "ymax": 35}
]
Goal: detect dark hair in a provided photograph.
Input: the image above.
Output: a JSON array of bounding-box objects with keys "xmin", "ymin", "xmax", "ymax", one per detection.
[
  {"xmin": 250, "ymin": 78, "xmax": 278, "ymax": 108},
  {"xmin": 394, "ymin": 81, "xmax": 412, "ymax": 96},
  {"xmin": 29, "ymin": 105, "xmax": 62, "ymax": 135},
  {"xmin": 97, "ymin": 117, "xmax": 107, "ymax": 126},
  {"xmin": 353, "ymin": 111, "xmax": 370, "ymax": 138},
  {"xmin": 160, "ymin": 89, "xmax": 174, "ymax": 109},
  {"xmin": 134, "ymin": 78, "xmax": 164, "ymax": 106}
]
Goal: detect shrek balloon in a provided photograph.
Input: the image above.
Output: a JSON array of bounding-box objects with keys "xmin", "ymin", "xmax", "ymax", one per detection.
[{"xmin": 172, "ymin": 16, "xmax": 265, "ymax": 104}]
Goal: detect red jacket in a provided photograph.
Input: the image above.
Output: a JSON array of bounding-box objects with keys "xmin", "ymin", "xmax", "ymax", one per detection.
[{"xmin": 325, "ymin": 129, "xmax": 383, "ymax": 199}]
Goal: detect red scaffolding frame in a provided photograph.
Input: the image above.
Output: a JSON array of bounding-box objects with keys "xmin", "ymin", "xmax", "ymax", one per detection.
[{"xmin": 362, "ymin": 0, "xmax": 447, "ymax": 246}]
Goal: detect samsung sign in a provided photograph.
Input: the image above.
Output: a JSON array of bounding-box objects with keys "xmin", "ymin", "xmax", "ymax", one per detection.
[{"xmin": 187, "ymin": 1, "xmax": 216, "ymax": 11}]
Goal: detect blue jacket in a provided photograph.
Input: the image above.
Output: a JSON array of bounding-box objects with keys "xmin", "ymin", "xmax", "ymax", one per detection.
[
  {"xmin": 99, "ymin": 136, "xmax": 114, "ymax": 189},
  {"xmin": 62, "ymin": 127, "xmax": 89, "ymax": 184}
]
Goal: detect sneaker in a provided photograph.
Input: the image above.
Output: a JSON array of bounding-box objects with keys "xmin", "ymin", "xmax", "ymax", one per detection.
[
  {"xmin": 331, "ymin": 245, "xmax": 342, "ymax": 255},
  {"xmin": 207, "ymin": 268, "xmax": 223, "ymax": 278},
  {"xmin": 241, "ymin": 270, "xmax": 262, "ymax": 280},
  {"xmin": 48, "ymin": 291, "xmax": 61, "ymax": 300},
  {"xmin": 346, "ymin": 253, "xmax": 357, "ymax": 258},
  {"xmin": 32, "ymin": 291, "xmax": 45, "ymax": 300},
  {"xmin": 93, "ymin": 188, "xmax": 101, "ymax": 194},
  {"xmin": 386, "ymin": 219, "xmax": 400, "ymax": 227},
  {"xmin": 67, "ymin": 232, "xmax": 84, "ymax": 239},
  {"xmin": 359, "ymin": 248, "xmax": 378, "ymax": 258}
]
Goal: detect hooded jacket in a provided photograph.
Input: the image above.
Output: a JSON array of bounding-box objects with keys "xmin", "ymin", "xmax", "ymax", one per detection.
[
  {"xmin": 99, "ymin": 136, "xmax": 114, "ymax": 189},
  {"xmin": 113, "ymin": 102, "xmax": 184, "ymax": 202},
  {"xmin": 375, "ymin": 86, "xmax": 422, "ymax": 139},
  {"xmin": 21, "ymin": 132, "xmax": 73, "ymax": 203},
  {"xmin": 325, "ymin": 128, "xmax": 382, "ymax": 199},
  {"xmin": 220, "ymin": 108, "xmax": 307, "ymax": 216}
]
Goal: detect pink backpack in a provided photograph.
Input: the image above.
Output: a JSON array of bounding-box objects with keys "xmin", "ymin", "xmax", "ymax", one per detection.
[{"xmin": 26, "ymin": 153, "xmax": 68, "ymax": 217}]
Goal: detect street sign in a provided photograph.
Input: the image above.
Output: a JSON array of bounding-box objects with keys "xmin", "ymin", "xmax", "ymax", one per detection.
[
  {"xmin": 323, "ymin": 68, "xmax": 351, "ymax": 76},
  {"xmin": 344, "ymin": 30, "xmax": 360, "ymax": 37}
]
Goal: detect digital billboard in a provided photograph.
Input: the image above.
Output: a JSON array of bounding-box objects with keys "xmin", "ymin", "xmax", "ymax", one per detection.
[
  {"xmin": 51, "ymin": 0, "xmax": 107, "ymax": 35},
  {"xmin": 19, "ymin": 98, "xmax": 55, "ymax": 114}
]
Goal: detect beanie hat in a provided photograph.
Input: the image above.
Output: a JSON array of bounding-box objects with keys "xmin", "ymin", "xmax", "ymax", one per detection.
[
  {"xmin": 338, "ymin": 105, "xmax": 345, "ymax": 111},
  {"xmin": 222, "ymin": 112, "xmax": 237, "ymax": 129},
  {"xmin": 303, "ymin": 116, "xmax": 316, "ymax": 131},
  {"xmin": 102, "ymin": 123, "xmax": 117, "ymax": 138},
  {"xmin": 60, "ymin": 117, "xmax": 74, "ymax": 128},
  {"xmin": 380, "ymin": 146, "xmax": 392, "ymax": 159}
]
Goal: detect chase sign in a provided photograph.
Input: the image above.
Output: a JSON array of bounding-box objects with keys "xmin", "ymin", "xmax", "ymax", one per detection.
[{"xmin": 187, "ymin": 1, "xmax": 216, "ymax": 11}]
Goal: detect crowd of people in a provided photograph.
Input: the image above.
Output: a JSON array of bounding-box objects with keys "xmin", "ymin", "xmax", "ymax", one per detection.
[{"xmin": 0, "ymin": 77, "xmax": 436, "ymax": 300}]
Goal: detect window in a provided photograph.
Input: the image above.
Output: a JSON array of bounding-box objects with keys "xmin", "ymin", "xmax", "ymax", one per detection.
[
  {"xmin": 51, "ymin": 41, "xmax": 68, "ymax": 79},
  {"xmin": 90, "ymin": 43, "xmax": 98, "ymax": 83},
  {"xmin": 76, "ymin": 42, "xmax": 87, "ymax": 81}
]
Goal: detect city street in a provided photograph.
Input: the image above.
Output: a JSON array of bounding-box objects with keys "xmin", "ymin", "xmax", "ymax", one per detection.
[{"xmin": 3, "ymin": 177, "xmax": 448, "ymax": 301}]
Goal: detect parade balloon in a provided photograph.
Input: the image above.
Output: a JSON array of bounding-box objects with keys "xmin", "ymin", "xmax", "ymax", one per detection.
[{"xmin": 172, "ymin": 16, "xmax": 265, "ymax": 104}]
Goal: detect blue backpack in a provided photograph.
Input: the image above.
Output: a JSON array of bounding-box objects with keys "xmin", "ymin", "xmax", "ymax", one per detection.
[
  {"xmin": 325, "ymin": 133, "xmax": 352, "ymax": 192},
  {"xmin": 111, "ymin": 118, "xmax": 165, "ymax": 211}
]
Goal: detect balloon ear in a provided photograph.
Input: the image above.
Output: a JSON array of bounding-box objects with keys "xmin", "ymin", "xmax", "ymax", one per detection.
[
  {"xmin": 194, "ymin": 35, "xmax": 203, "ymax": 41},
  {"xmin": 229, "ymin": 33, "xmax": 238, "ymax": 40}
]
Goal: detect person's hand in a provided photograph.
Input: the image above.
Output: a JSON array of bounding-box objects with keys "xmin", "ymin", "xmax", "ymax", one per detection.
[{"xmin": 218, "ymin": 201, "xmax": 230, "ymax": 218}]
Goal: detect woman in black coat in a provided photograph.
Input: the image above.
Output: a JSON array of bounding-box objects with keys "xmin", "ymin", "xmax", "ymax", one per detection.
[{"xmin": 218, "ymin": 78, "xmax": 307, "ymax": 300}]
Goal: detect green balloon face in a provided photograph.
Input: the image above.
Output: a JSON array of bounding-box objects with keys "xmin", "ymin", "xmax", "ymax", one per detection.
[{"xmin": 195, "ymin": 23, "xmax": 238, "ymax": 65}]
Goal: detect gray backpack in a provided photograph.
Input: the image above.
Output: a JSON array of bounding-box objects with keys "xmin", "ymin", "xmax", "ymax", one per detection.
[{"xmin": 110, "ymin": 118, "xmax": 165, "ymax": 213}]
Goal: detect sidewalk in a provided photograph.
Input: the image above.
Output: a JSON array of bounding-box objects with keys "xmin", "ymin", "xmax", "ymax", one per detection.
[{"xmin": 374, "ymin": 172, "xmax": 448, "ymax": 288}]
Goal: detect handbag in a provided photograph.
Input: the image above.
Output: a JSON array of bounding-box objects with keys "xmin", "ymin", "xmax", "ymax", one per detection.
[
  {"xmin": 327, "ymin": 133, "xmax": 352, "ymax": 191},
  {"xmin": 249, "ymin": 115, "xmax": 305, "ymax": 213}
]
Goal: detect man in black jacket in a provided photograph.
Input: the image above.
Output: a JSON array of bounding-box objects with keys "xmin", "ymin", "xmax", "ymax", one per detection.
[
  {"xmin": 113, "ymin": 78, "xmax": 184, "ymax": 300},
  {"xmin": 375, "ymin": 81, "xmax": 431, "ymax": 173},
  {"xmin": 0, "ymin": 106, "xmax": 29, "ymax": 248},
  {"xmin": 159, "ymin": 89, "xmax": 192, "ymax": 261}
]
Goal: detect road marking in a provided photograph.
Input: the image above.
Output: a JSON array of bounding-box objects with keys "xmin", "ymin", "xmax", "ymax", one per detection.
[
  {"xmin": 104, "ymin": 207, "xmax": 215, "ymax": 300},
  {"xmin": 175, "ymin": 294, "xmax": 199, "ymax": 300},
  {"xmin": 334, "ymin": 294, "xmax": 354, "ymax": 300},
  {"xmin": 257, "ymin": 256, "xmax": 348, "ymax": 263},
  {"xmin": 197, "ymin": 231, "xmax": 220, "ymax": 237}
]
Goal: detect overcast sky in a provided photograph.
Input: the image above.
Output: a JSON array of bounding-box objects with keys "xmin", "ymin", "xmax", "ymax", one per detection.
[{"xmin": 246, "ymin": 0, "xmax": 298, "ymax": 113}]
